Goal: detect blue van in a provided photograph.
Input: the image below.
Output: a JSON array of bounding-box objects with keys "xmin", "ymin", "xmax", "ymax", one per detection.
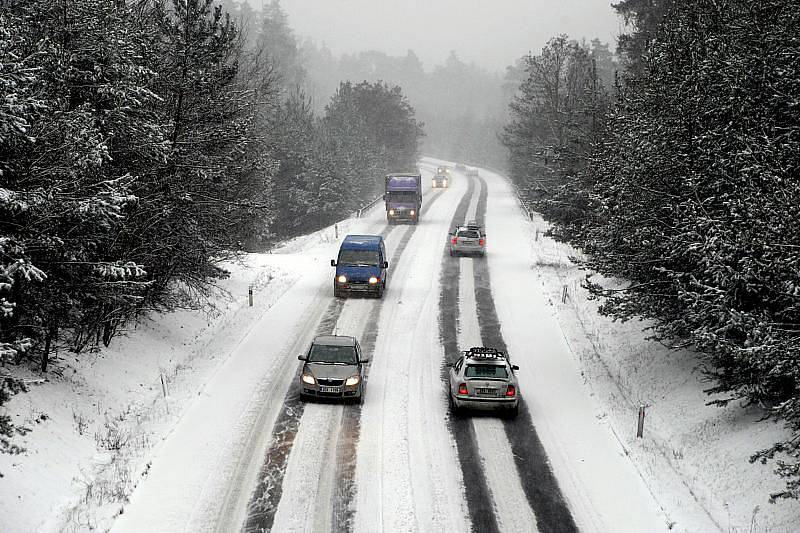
[{"xmin": 331, "ymin": 235, "xmax": 388, "ymax": 298}]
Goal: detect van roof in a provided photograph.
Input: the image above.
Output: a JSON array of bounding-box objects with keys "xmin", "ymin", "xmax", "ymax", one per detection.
[
  {"xmin": 341, "ymin": 235, "xmax": 383, "ymax": 249},
  {"xmin": 313, "ymin": 335, "xmax": 357, "ymax": 346}
]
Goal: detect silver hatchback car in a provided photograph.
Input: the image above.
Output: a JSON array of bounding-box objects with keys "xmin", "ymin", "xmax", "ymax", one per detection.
[
  {"xmin": 298, "ymin": 335, "xmax": 369, "ymax": 403},
  {"xmin": 447, "ymin": 347, "xmax": 519, "ymax": 418},
  {"xmin": 448, "ymin": 223, "xmax": 486, "ymax": 257}
]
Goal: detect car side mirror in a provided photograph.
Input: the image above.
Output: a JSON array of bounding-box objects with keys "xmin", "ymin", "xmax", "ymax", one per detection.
[
  {"xmin": 511, "ymin": 365, "xmax": 519, "ymax": 371},
  {"xmin": 298, "ymin": 355, "xmax": 307, "ymax": 361},
  {"xmin": 330, "ymin": 259, "xmax": 336, "ymax": 267},
  {"xmin": 360, "ymin": 357, "xmax": 370, "ymax": 364},
  {"xmin": 382, "ymin": 261, "xmax": 388, "ymax": 269}
]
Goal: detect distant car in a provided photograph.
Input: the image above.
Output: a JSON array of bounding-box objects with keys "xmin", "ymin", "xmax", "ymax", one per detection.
[
  {"xmin": 436, "ymin": 165, "xmax": 451, "ymax": 175},
  {"xmin": 448, "ymin": 223, "xmax": 485, "ymax": 257},
  {"xmin": 454, "ymin": 163, "xmax": 466, "ymax": 172},
  {"xmin": 432, "ymin": 172, "xmax": 449, "ymax": 188},
  {"xmin": 298, "ymin": 335, "xmax": 369, "ymax": 403},
  {"xmin": 448, "ymin": 347, "xmax": 519, "ymax": 418},
  {"xmin": 466, "ymin": 167, "xmax": 479, "ymax": 178}
]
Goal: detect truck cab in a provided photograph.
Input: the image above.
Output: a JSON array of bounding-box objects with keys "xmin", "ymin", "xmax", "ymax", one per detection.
[
  {"xmin": 331, "ymin": 235, "xmax": 388, "ymax": 298},
  {"xmin": 384, "ymin": 173, "xmax": 422, "ymax": 224}
]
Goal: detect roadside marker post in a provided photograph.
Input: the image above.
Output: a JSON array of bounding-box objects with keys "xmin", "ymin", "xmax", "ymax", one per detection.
[
  {"xmin": 637, "ymin": 405, "xmax": 646, "ymax": 438},
  {"xmin": 562, "ymin": 285, "xmax": 568, "ymax": 303},
  {"xmin": 160, "ymin": 371, "xmax": 169, "ymax": 414},
  {"xmin": 248, "ymin": 285, "xmax": 253, "ymax": 307},
  {"xmin": 535, "ymin": 228, "xmax": 540, "ymax": 241}
]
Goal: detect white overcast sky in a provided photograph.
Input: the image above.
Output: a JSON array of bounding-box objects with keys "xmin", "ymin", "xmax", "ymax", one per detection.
[{"xmin": 276, "ymin": 0, "xmax": 623, "ymax": 71}]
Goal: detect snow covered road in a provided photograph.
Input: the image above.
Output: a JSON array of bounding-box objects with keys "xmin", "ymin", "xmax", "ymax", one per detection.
[{"xmin": 112, "ymin": 162, "xmax": 685, "ymax": 533}]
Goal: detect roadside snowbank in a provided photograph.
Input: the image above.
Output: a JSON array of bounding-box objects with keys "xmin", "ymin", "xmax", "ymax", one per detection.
[
  {"xmin": 0, "ymin": 215, "xmax": 367, "ymax": 532},
  {"xmin": 479, "ymin": 163, "xmax": 798, "ymax": 532}
]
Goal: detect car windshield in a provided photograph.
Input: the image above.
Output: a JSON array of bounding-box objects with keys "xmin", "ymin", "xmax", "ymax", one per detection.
[
  {"xmin": 457, "ymin": 230, "xmax": 480, "ymax": 239},
  {"xmin": 338, "ymin": 249, "xmax": 380, "ymax": 266},
  {"xmin": 308, "ymin": 344, "xmax": 357, "ymax": 364},
  {"xmin": 465, "ymin": 364, "xmax": 508, "ymax": 379},
  {"xmin": 387, "ymin": 191, "xmax": 418, "ymax": 200}
]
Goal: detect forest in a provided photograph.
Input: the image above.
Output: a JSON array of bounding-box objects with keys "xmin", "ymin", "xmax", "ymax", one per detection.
[
  {"xmin": 502, "ymin": 0, "xmax": 800, "ymax": 499},
  {"xmin": 0, "ymin": 0, "xmax": 423, "ymax": 444},
  {"xmin": 4, "ymin": 0, "xmax": 798, "ymax": 505}
]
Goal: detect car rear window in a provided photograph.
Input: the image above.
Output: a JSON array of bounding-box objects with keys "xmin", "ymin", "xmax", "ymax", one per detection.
[
  {"xmin": 457, "ymin": 230, "xmax": 480, "ymax": 239},
  {"xmin": 465, "ymin": 365, "xmax": 508, "ymax": 379},
  {"xmin": 308, "ymin": 344, "xmax": 357, "ymax": 364}
]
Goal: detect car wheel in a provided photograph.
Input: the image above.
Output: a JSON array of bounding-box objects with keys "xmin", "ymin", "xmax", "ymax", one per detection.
[
  {"xmin": 376, "ymin": 285, "xmax": 384, "ymax": 299},
  {"xmin": 449, "ymin": 394, "xmax": 461, "ymax": 415},
  {"xmin": 334, "ymin": 286, "xmax": 344, "ymax": 299},
  {"xmin": 506, "ymin": 404, "xmax": 519, "ymax": 420}
]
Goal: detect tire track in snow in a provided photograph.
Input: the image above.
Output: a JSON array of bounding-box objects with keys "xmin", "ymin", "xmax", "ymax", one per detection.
[
  {"xmin": 460, "ymin": 258, "xmax": 539, "ymax": 532},
  {"xmin": 473, "ymin": 175, "xmax": 578, "ymax": 533},
  {"xmin": 242, "ymin": 187, "xmax": 446, "ymax": 532},
  {"xmin": 241, "ymin": 297, "xmax": 345, "ymax": 533},
  {"xmin": 437, "ymin": 175, "xmax": 502, "ymax": 533},
  {"xmin": 328, "ymin": 216, "xmax": 420, "ymax": 532},
  {"xmin": 353, "ymin": 175, "xmax": 471, "ymax": 532}
]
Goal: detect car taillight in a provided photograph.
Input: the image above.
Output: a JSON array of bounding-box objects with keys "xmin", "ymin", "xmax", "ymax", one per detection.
[
  {"xmin": 451, "ymin": 237, "xmax": 457, "ymax": 245},
  {"xmin": 479, "ymin": 238, "xmax": 485, "ymax": 246},
  {"xmin": 506, "ymin": 384, "xmax": 516, "ymax": 397},
  {"xmin": 458, "ymin": 383, "xmax": 468, "ymax": 395}
]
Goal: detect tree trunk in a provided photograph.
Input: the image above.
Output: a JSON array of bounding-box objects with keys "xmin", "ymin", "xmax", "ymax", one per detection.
[{"xmin": 41, "ymin": 324, "xmax": 57, "ymax": 373}]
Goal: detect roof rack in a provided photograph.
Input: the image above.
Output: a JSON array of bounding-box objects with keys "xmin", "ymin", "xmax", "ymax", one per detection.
[{"xmin": 464, "ymin": 346, "xmax": 505, "ymax": 359}]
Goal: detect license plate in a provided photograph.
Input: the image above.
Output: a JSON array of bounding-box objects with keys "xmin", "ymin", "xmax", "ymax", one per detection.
[
  {"xmin": 476, "ymin": 388, "xmax": 496, "ymax": 396},
  {"xmin": 319, "ymin": 386, "xmax": 340, "ymax": 393}
]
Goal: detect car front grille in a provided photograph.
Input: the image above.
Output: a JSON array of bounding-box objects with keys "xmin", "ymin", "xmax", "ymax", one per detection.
[{"xmin": 317, "ymin": 378, "xmax": 344, "ymax": 386}]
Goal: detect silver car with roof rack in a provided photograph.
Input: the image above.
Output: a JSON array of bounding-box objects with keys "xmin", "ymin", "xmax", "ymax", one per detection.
[
  {"xmin": 448, "ymin": 221, "xmax": 486, "ymax": 257},
  {"xmin": 298, "ymin": 335, "xmax": 369, "ymax": 403},
  {"xmin": 447, "ymin": 346, "xmax": 519, "ymax": 418}
]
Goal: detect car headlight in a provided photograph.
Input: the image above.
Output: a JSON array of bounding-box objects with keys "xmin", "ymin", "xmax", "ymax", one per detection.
[
  {"xmin": 410, "ymin": 210, "xmax": 415, "ymax": 216},
  {"xmin": 337, "ymin": 275, "xmax": 347, "ymax": 283},
  {"xmin": 389, "ymin": 209, "xmax": 395, "ymax": 215},
  {"xmin": 302, "ymin": 373, "xmax": 315, "ymax": 385},
  {"xmin": 345, "ymin": 375, "xmax": 360, "ymax": 386},
  {"xmin": 368, "ymin": 276, "xmax": 379, "ymax": 284}
]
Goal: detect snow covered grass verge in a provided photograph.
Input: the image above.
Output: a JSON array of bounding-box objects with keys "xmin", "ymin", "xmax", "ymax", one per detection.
[
  {"xmin": 521, "ymin": 205, "xmax": 799, "ymax": 532},
  {"xmin": 0, "ymin": 253, "xmax": 296, "ymax": 532}
]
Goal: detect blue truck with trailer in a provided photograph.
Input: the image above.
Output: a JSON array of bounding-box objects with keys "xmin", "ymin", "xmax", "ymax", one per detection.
[
  {"xmin": 331, "ymin": 235, "xmax": 388, "ymax": 298},
  {"xmin": 384, "ymin": 173, "xmax": 422, "ymax": 224}
]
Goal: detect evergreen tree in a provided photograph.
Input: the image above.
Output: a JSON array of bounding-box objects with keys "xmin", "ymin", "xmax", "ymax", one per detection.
[
  {"xmin": 502, "ymin": 36, "xmax": 608, "ymax": 233},
  {"xmin": 568, "ymin": 0, "xmax": 800, "ymax": 499}
]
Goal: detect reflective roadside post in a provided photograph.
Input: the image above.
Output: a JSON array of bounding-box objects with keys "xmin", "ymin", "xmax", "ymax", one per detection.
[
  {"xmin": 248, "ymin": 285, "xmax": 253, "ymax": 307},
  {"xmin": 637, "ymin": 405, "xmax": 646, "ymax": 438}
]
